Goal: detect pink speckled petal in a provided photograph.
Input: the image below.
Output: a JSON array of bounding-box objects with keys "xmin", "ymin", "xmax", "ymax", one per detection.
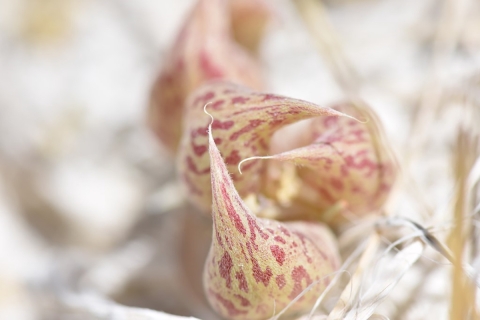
[
  {"xmin": 178, "ymin": 81, "xmax": 349, "ymax": 213},
  {"xmin": 204, "ymin": 115, "xmax": 340, "ymax": 320},
  {"xmin": 265, "ymin": 103, "xmax": 397, "ymax": 226},
  {"xmin": 149, "ymin": 0, "xmax": 264, "ymax": 153}
]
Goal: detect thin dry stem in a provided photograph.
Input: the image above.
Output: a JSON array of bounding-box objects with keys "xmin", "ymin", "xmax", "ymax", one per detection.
[
  {"xmin": 327, "ymin": 233, "xmax": 381, "ymax": 319},
  {"xmin": 448, "ymin": 128, "xmax": 480, "ymax": 319}
]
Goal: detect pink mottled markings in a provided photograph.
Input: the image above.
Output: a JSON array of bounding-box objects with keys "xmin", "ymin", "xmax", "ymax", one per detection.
[
  {"xmin": 209, "ymin": 290, "xmax": 247, "ymax": 317},
  {"xmin": 199, "ymin": 49, "xmax": 224, "ymax": 78},
  {"xmin": 279, "ymin": 226, "xmax": 291, "ymax": 237},
  {"xmin": 211, "ymin": 99, "xmax": 225, "ymax": 109},
  {"xmin": 235, "ymin": 271, "xmax": 249, "ymax": 293},
  {"xmin": 219, "ymin": 252, "xmax": 234, "ymax": 288},
  {"xmin": 178, "ymin": 81, "xmax": 346, "ymax": 213},
  {"xmin": 260, "ymin": 93, "xmax": 283, "ymax": 101},
  {"xmin": 244, "ymin": 241, "xmax": 273, "ymax": 286},
  {"xmin": 203, "ymin": 124, "xmax": 341, "ymax": 320},
  {"xmin": 194, "ymin": 91, "xmax": 216, "ymax": 106},
  {"xmin": 274, "ymin": 235, "xmax": 286, "ymax": 244},
  {"xmin": 246, "ymin": 214, "xmax": 269, "ymax": 250},
  {"xmin": 265, "ymin": 102, "xmax": 397, "ymax": 226},
  {"xmin": 293, "ymin": 231, "xmax": 313, "ymax": 263},
  {"xmin": 221, "ymin": 184, "xmax": 247, "ymax": 235},
  {"xmin": 212, "ymin": 119, "xmax": 235, "ymax": 130},
  {"xmin": 232, "ymin": 96, "xmax": 250, "ymax": 104},
  {"xmin": 225, "ymin": 150, "xmax": 241, "ymax": 164},
  {"xmin": 190, "ymin": 139, "xmax": 208, "ymax": 156},
  {"xmin": 148, "ymin": 0, "xmax": 264, "ymax": 153},
  {"xmin": 275, "ymin": 274, "xmax": 286, "ymax": 289},
  {"xmin": 234, "ymin": 294, "xmax": 251, "ymax": 307},
  {"xmin": 230, "ymin": 119, "xmax": 265, "ymax": 141},
  {"xmin": 289, "ymin": 266, "xmax": 313, "ymax": 300},
  {"xmin": 270, "ymin": 245, "xmax": 286, "ymax": 265}
]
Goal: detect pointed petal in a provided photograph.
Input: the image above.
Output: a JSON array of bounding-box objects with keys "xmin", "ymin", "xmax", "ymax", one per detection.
[
  {"xmin": 204, "ymin": 120, "xmax": 340, "ymax": 320},
  {"xmin": 265, "ymin": 103, "xmax": 397, "ymax": 225},
  {"xmin": 178, "ymin": 81, "xmax": 349, "ymax": 212}
]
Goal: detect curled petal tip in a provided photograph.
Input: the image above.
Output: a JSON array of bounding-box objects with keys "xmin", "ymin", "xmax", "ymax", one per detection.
[
  {"xmin": 238, "ymin": 155, "xmax": 274, "ymax": 175},
  {"xmin": 178, "ymin": 81, "xmax": 347, "ymax": 213},
  {"xmin": 203, "ymin": 102, "xmax": 215, "ymax": 127}
]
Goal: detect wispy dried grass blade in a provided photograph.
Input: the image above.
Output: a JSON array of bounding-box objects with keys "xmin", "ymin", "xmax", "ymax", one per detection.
[
  {"xmin": 342, "ymin": 241, "xmax": 423, "ymax": 320},
  {"xmin": 377, "ymin": 217, "xmax": 455, "ymax": 263},
  {"xmin": 327, "ymin": 234, "xmax": 381, "ymax": 319},
  {"xmin": 448, "ymin": 127, "xmax": 480, "ymax": 319},
  {"xmin": 308, "ymin": 240, "xmax": 367, "ymax": 319}
]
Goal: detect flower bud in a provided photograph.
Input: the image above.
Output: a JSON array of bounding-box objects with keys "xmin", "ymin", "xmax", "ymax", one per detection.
[
  {"xmin": 203, "ymin": 118, "xmax": 340, "ymax": 319},
  {"xmin": 264, "ymin": 103, "xmax": 397, "ymax": 226},
  {"xmin": 149, "ymin": 0, "xmax": 264, "ymax": 153}
]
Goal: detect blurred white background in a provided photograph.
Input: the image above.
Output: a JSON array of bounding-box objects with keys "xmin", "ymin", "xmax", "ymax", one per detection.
[{"xmin": 1, "ymin": 0, "xmax": 479, "ymax": 319}]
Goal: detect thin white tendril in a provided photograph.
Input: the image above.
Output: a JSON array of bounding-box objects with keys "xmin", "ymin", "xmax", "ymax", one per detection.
[
  {"xmin": 238, "ymin": 155, "xmax": 275, "ymax": 174},
  {"xmin": 307, "ymin": 270, "xmax": 353, "ymax": 319},
  {"xmin": 308, "ymin": 240, "xmax": 367, "ymax": 319},
  {"xmin": 331, "ymin": 108, "xmax": 369, "ymax": 124},
  {"xmin": 382, "ymin": 232, "xmax": 424, "ymax": 259},
  {"xmin": 203, "ymin": 102, "xmax": 214, "ymax": 133}
]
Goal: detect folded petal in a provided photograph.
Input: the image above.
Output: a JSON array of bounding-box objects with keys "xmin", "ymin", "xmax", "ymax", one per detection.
[
  {"xmin": 265, "ymin": 103, "xmax": 397, "ymax": 226},
  {"xmin": 204, "ymin": 116, "xmax": 340, "ymax": 319},
  {"xmin": 178, "ymin": 81, "xmax": 348, "ymax": 213}
]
